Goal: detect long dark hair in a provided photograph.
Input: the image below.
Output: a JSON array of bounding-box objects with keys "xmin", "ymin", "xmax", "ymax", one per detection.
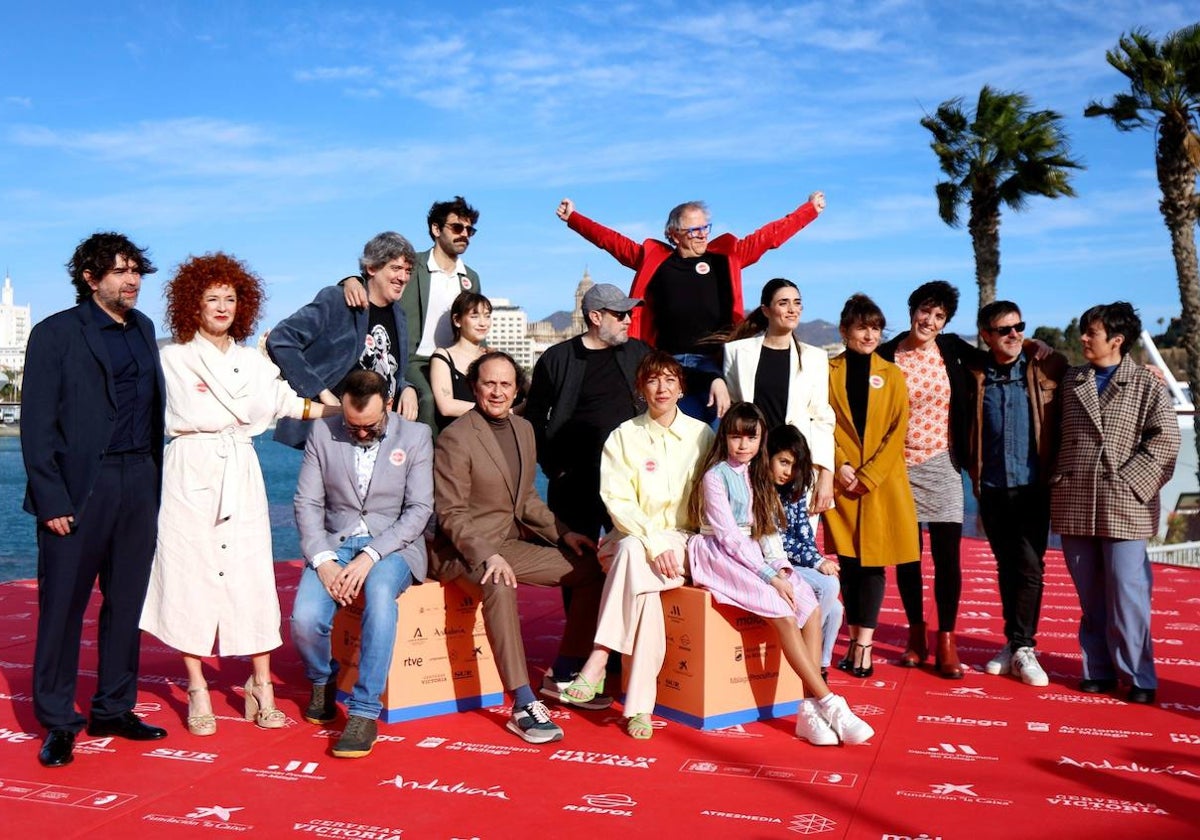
[
  {"xmin": 688, "ymin": 402, "xmax": 783, "ymax": 540},
  {"xmin": 766, "ymin": 424, "xmax": 815, "ymax": 504}
]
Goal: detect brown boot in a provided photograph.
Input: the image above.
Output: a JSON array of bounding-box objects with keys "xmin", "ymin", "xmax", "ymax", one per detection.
[
  {"xmin": 899, "ymin": 621, "xmax": 927, "ymax": 667},
  {"xmin": 935, "ymin": 631, "xmax": 964, "ymax": 679}
]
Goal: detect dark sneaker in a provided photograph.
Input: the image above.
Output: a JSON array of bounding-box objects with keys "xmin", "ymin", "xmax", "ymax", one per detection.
[
  {"xmin": 506, "ymin": 700, "xmax": 564, "ymax": 744},
  {"xmin": 331, "ymin": 715, "xmax": 377, "ymax": 758},
  {"xmin": 539, "ymin": 669, "xmax": 614, "ymax": 711},
  {"xmin": 304, "ymin": 682, "xmax": 339, "ymax": 725}
]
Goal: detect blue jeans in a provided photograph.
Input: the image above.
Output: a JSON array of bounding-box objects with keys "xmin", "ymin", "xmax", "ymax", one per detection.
[
  {"xmin": 793, "ymin": 565, "xmax": 843, "ymax": 668},
  {"xmin": 1060, "ymin": 535, "xmax": 1155, "ymax": 688},
  {"xmin": 291, "ymin": 535, "xmax": 414, "ymax": 720}
]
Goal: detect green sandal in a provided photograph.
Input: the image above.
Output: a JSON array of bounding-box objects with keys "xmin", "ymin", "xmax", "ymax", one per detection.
[
  {"xmin": 561, "ymin": 672, "xmax": 605, "ymax": 705},
  {"xmin": 626, "ymin": 713, "xmax": 653, "ymax": 740}
]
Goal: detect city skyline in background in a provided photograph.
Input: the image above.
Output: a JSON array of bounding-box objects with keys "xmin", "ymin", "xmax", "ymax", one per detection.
[{"xmin": 1, "ymin": 2, "xmax": 1196, "ymax": 341}]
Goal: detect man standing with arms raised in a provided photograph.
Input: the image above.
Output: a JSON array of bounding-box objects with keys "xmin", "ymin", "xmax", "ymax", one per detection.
[
  {"xmin": 556, "ymin": 192, "xmax": 825, "ymax": 423},
  {"xmin": 22, "ymin": 232, "xmax": 168, "ymax": 767}
]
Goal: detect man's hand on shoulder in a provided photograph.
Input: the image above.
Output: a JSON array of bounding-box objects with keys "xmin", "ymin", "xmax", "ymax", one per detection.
[{"xmin": 342, "ymin": 276, "xmax": 368, "ymax": 309}]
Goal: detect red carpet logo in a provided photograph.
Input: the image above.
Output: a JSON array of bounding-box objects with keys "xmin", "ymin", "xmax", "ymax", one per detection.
[
  {"xmin": 0, "ymin": 726, "xmax": 35, "ymax": 744},
  {"xmin": 1057, "ymin": 755, "xmax": 1200, "ymax": 779},
  {"xmin": 380, "ymin": 775, "xmax": 510, "ymax": 800},
  {"xmin": 243, "ymin": 758, "xmax": 327, "ymax": 781},
  {"xmin": 916, "ymin": 714, "xmax": 1007, "ymax": 727},
  {"xmin": 144, "ymin": 804, "xmax": 253, "ymax": 831},
  {"xmin": 563, "ymin": 793, "xmax": 637, "ymax": 817},
  {"xmin": 292, "ymin": 819, "xmax": 403, "ymax": 839},
  {"xmin": 699, "ymin": 808, "xmax": 785, "ymax": 826},
  {"xmin": 908, "ymin": 742, "xmax": 999, "ymax": 762},
  {"xmin": 146, "ymin": 747, "xmax": 218, "ymax": 764},
  {"xmin": 549, "ymin": 749, "xmax": 656, "ymax": 769},
  {"xmin": 896, "ymin": 783, "xmax": 1012, "ymax": 805},
  {"xmin": 185, "ymin": 805, "xmax": 242, "ymax": 821},
  {"xmin": 1045, "ymin": 794, "xmax": 1168, "ymax": 814},
  {"xmin": 788, "ymin": 812, "xmax": 836, "ymax": 834}
]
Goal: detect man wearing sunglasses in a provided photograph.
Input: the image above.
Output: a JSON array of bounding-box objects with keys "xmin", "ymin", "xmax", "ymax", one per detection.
[
  {"xmin": 557, "ymin": 192, "xmax": 824, "ymax": 424},
  {"xmin": 965, "ymin": 301, "xmax": 1067, "ymax": 687},
  {"xmin": 292, "ymin": 370, "xmax": 434, "ymax": 758},
  {"xmin": 344, "ymin": 197, "xmax": 482, "ymax": 433}
]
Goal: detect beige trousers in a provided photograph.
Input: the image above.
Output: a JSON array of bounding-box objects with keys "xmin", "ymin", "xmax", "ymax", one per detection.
[{"xmin": 596, "ymin": 530, "xmax": 689, "ymax": 716}]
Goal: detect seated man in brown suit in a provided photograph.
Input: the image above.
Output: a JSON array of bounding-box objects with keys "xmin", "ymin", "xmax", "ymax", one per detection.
[{"xmin": 431, "ymin": 351, "xmax": 602, "ymax": 743}]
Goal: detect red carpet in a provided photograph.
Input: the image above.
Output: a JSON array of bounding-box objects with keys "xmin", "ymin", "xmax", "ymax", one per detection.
[{"xmin": 1, "ymin": 538, "xmax": 1198, "ymax": 839}]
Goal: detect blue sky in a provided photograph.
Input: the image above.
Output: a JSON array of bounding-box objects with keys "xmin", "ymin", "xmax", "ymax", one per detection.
[{"xmin": 1, "ymin": 1, "xmax": 1195, "ymax": 341}]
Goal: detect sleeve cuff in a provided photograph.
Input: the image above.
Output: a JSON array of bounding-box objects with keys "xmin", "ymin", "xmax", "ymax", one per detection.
[
  {"xmin": 311, "ymin": 551, "xmax": 338, "ymax": 569},
  {"xmin": 362, "ymin": 545, "xmax": 382, "ymax": 564}
]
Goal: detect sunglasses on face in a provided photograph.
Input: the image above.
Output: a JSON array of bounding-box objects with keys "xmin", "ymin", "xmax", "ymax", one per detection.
[
  {"xmin": 603, "ymin": 309, "xmax": 633, "ymax": 321},
  {"xmin": 442, "ymin": 222, "xmax": 477, "ymax": 237},
  {"xmin": 989, "ymin": 322, "xmax": 1026, "ymax": 337}
]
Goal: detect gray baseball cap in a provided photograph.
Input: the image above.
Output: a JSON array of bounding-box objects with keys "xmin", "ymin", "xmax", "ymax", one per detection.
[{"xmin": 582, "ymin": 283, "xmax": 642, "ymax": 316}]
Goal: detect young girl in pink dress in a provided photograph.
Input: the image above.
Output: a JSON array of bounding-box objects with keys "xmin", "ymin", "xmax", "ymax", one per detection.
[{"xmin": 687, "ymin": 402, "xmax": 873, "ymax": 746}]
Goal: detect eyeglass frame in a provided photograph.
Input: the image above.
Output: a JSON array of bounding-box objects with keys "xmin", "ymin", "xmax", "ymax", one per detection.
[
  {"xmin": 602, "ymin": 308, "xmax": 634, "ymax": 321},
  {"xmin": 676, "ymin": 222, "xmax": 712, "ymax": 239}
]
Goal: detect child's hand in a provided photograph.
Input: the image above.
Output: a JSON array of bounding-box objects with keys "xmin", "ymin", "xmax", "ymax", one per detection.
[
  {"xmin": 770, "ymin": 573, "xmax": 797, "ymax": 610},
  {"xmin": 818, "ymin": 559, "xmax": 840, "ymax": 576}
]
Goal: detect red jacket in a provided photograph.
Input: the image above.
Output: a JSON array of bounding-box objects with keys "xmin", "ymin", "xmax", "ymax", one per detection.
[{"xmin": 566, "ymin": 202, "xmax": 820, "ymax": 345}]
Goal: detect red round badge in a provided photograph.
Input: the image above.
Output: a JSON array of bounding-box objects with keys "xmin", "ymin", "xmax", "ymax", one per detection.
[
  {"xmin": 645, "ymin": 459, "xmax": 658, "ymax": 473},
  {"xmin": 390, "ymin": 449, "xmax": 406, "ymax": 466}
]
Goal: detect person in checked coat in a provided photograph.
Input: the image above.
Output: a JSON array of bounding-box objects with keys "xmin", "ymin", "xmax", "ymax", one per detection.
[{"xmin": 1051, "ymin": 301, "xmax": 1179, "ymax": 705}]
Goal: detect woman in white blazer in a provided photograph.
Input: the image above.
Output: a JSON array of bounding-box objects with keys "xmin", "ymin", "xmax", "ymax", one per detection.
[{"xmin": 723, "ymin": 278, "xmax": 836, "ymax": 512}]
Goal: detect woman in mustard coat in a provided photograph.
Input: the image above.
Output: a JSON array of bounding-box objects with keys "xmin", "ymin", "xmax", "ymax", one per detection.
[{"xmin": 824, "ymin": 294, "xmax": 919, "ymax": 676}]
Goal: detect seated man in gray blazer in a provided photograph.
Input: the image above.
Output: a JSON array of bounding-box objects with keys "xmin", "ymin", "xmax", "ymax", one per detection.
[{"xmin": 291, "ymin": 370, "xmax": 434, "ymax": 758}]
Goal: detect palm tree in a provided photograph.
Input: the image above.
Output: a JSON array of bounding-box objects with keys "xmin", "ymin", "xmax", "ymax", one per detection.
[
  {"xmin": 1085, "ymin": 25, "xmax": 1200, "ymax": 480},
  {"xmin": 921, "ymin": 86, "xmax": 1083, "ymax": 312}
]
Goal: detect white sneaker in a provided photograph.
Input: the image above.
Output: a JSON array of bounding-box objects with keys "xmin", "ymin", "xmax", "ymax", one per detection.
[
  {"xmin": 795, "ymin": 699, "xmax": 838, "ymax": 746},
  {"xmin": 985, "ymin": 647, "xmax": 1013, "ymax": 675},
  {"xmin": 818, "ymin": 695, "xmax": 874, "ymax": 746},
  {"xmin": 1011, "ymin": 647, "xmax": 1049, "ymax": 687}
]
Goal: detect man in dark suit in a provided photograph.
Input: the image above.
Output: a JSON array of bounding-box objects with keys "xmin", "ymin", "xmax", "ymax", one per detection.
[
  {"xmin": 268, "ymin": 232, "xmax": 419, "ymax": 448},
  {"xmin": 432, "ymin": 352, "xmax": 602, "ymax": 744},
  {"xmin": 21, "ymin": 232, "xmax": 168, "ymax": 768},
  {"xmin": 291, "ymin": 370, "xmax": 434, "ymax": 759}
]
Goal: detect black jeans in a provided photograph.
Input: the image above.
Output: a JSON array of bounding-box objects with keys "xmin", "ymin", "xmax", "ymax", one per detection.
[{"xmin": 979, "ymin": 485, "xmax": 1049, "ymax": 650}]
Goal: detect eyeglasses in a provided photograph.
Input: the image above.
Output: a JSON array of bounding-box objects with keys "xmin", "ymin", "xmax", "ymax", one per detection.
[
  {"xmin": 603, "ymin": 309, "xmax": 633, "ymax": 321},
  {"xmin": 988, "ymin": 321, "xmax": 1026, "ymax": 337},
  {"xmin": 678, "ymin": 223, "xmax": 712, "ymax": 239},
  {"xmin": 344, "ymin": 416, "xmax": 386, "ymax": 436},
  {"xmin": 442, "ymin": 222, "xmax": 477, "ymax": 237}
]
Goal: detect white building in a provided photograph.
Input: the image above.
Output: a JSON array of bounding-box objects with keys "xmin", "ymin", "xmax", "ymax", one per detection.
[
  {"xmin": 485, "ymin": 297, "xmax": 532, "ymax": 370},
  {"xmin": 0, "ymin": 273, "xmax": 31, "ymax": 378}
]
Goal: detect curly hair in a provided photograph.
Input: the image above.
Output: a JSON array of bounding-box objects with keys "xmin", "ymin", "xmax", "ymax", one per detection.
[
  {"xmin": 164, "ymin": 252, "xmax": 265, "ymax": 343},
  {"xmin": 67, "ymin": 232, "xmax": 156, "ymax": 304}
]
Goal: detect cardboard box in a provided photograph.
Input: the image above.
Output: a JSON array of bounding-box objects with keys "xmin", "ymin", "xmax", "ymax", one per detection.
[
  {"xmin": 331, "ymin": 579, "xmax": 504, "ymax": 723},
  {"xmin": 641, "ymin": 585, "xmax": 803, "ymax": 729}
]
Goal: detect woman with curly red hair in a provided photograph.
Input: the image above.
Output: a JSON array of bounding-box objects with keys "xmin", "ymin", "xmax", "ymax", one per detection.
[{"xmin": 140, "ymin": 253, "xmax": 338, "ymax": 736}]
